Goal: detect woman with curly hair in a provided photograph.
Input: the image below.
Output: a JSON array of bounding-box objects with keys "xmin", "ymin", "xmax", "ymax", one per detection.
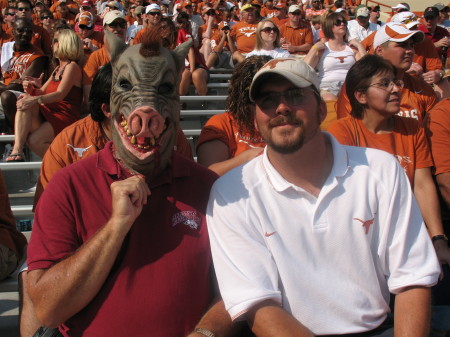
[
  {"xmin": 6, "ymin": 29, "xmax": 83, "ymax": 161},
  {"xmin": 196, "ymin": 56, "xmax": 271, "ymax": 175}
]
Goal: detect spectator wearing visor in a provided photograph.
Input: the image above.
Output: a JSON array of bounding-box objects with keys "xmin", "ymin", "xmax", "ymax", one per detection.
[
  {"xmin": 347, "ymin": 5, "xmax": 379, "ymax": 42},
  {"xmin": 76, "ymin": 11, "xmax": 103, "ymax": 55},
  {"xmin": 279, "ymin": 4, "xmax": 313, "ymax": 56}
]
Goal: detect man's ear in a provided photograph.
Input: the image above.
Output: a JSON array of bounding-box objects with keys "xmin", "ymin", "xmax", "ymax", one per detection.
[
  {"xmin": 101, "ymin": 103, "xmax": 111, "ymax": 119},
  {"xmin": 374, "ymin": 45, "xmax": 383, "ymax": 57},
  {"xmin": 354, "ymin": 90, "xmax": 367, "ymax": 105}
]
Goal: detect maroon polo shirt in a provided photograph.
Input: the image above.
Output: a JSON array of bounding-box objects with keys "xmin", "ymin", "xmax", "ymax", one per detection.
[{"xmin": 28, "ymin": 142, "xmax": 218, "ymax": 337}]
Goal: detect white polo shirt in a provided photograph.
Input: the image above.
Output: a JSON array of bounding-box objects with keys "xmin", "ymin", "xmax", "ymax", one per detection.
[
  {"xmin": 347, "ymin": 20, "xmax": 380, "ymax": 42},
  {"xmin": 207, "ymin": 133, "xmax": 440, "ymax": 335}
]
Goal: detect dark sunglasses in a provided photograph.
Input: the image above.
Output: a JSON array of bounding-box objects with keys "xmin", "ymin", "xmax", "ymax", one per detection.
[
  {"xmin": 41, "ymin": 15, "xmax": 51, "ymax": 19},
  {"xmin": 6, "ymin": 12, "xmax": 16, "ymax": 16},
  {"xmin": 108, "ymin": 5, "xmax": 119, "ymax": 9},
  {"xmin": 148, "ymin": 11, "xmax": 161, "ymax": 16},
  {"xmin": 81, "ymin": 6, "xmax": 91, "ymax": 10},
  {"xmin": 206, "ymin": 10, "xmax": 215, "ymax": 15},
  {"xmin": 261, "ymin": 26, "xmax": 277, "ymax": 33},
  {"xmin": 334, "ymin": 19, "xmax": 347, "ymax": 26},
  {"xmin": 184, "ymin": 5, "xmax": 192, "ymax": 8},
  {"xmin": 79, "ymin": 24, "xmax": 93, "ymax": 29},
  {"xmin": 17, "ymin": 7, "xmax": 31, "ymax": 11},
  {"xmin": 108, "ymin": 21, "xmax": 127, "ymax": 28},
  {"xmin": 130, "ymin": 6, "xmax": 136, "ymax": 8},
  {"xmin": 16, "ymin": 27, "xmax": 32, "ymax": 33},
  {"xmin": 290, "ymin": 11, "xmax": 301, "ymax": 15},
  {"xmin": 254, "ymin": 88, "xmax": 315, "ymax": 110},
  {"xmin": 53, "ymin": 37, "xmax": 58, "ymax": 43}
]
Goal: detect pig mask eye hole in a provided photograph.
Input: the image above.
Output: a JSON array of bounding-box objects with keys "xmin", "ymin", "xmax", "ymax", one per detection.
[
  {"xmin": 118, "ymin": 79, "xmax": 132, "ymax": 91},
  {"xmin": 158, "ymin": 83, "xmax": 174, "ymax": 95}
]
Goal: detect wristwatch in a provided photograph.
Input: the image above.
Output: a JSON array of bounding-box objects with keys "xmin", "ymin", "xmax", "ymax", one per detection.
[
  {"xmin": 194, "ymin": 328, "xmax": 216, "ymax": 337},
  {"xmin": 37, "ymin": 96, "xmax": 44, "ymax": 105},
  {"xmin": 432, "ymin": 234, "xmax": 448, "ymax": 243}
]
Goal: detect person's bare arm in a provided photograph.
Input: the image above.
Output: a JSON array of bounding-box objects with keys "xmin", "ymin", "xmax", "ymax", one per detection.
[
  {"xmin": 27, "ymin": 176, "xmax": 150, "ymax": 328},
  {"xmin": 414, "ymin": 167, "xmax": 450, "ymax": 265},
  {"xmin": 394, "ymin": 286, "xmax": 431, "ymax": 337},
  {"xmin": 436, "ymin": 172, "xmax": 450, "ymax": 209},
  {"xmin": 247, "ymin": 300, "xmax": 314, "ymax": 337},
  {"xmin": 303, "ymin": 42, "xmax": 325, "ymax": 69},
  {"xmin": 197, "ymin": 140, "xmax": 263, "ymax": 176}
]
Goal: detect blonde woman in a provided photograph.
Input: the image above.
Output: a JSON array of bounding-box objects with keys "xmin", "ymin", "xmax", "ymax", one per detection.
[
  {"xmin": 246, "ymin": 18, "xmax": 290, "ymax": 59},
  {"xmin": 7, "ymin": 29, "xmax": 83, "ymax": 161}
]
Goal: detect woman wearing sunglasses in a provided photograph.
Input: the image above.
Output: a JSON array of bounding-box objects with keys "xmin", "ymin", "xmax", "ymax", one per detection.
[
  {"xmin": 328, "ymin": 54, "xmax": 450, "ymax": 267},
  {"xmin": 6, "ymin": 29, "xmax": 83, "ymax": 162},
  {"xmin": 246, "ymin": 18, "xmax": 290, "ymax": 59},
  {"xmin": 305, "ymin": 11, "xmax": 365, "ymax": 101}
]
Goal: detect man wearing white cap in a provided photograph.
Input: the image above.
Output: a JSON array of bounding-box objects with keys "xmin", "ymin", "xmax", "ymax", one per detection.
[
  {"xmin": 337, "ymin": 22, "xmax": 438, "ymax": 123},
  {"xmin": 391, "ymin": 2, "xmax": 410, "ymax": 13},
  {"xmin": 130, "ymin": 3, "xmax": 161, "ymax": 45},
  {"xmin": 207, "ymin": 57, "xmax": 440, "ymax": 336},
  {"xmin": 347, "ymin": 5, "xmax": 379, "ymax": 42}
]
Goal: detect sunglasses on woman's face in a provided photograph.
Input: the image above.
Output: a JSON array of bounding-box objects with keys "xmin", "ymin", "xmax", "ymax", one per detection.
[
  {"xmin": 334, "ymin": 19, "xmax": 347, "ymax": 26},
  {"xmin": 261, "ymin": 26, "xmax": 277, "ymax": 33}
]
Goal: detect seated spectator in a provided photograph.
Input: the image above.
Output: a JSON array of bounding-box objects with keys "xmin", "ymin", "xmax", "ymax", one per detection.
[
  {"xmin": 159, "ymin": 16, "xmax": 177, "ymax": 50},
  {"xmin": 32, "ymin": 0, "xmax": 46, "ymax": 26},
  {"xmin": 246, "ymin": 18, "xmax": 290, "ymax": 58},
  {"xmin": 230, "ymin": 4, "xmax": 260, "ymax": 63},
  {"xmin": 131, "ymin": 3, "xmax": 161, "ymax": 45},
  {"xmin": 0, "ymin": 11, "xmax": 13, "ymax": 47},
  {"xmin": 206, "ymin": 20, "xmax": 236, "ymax": 69},
  {"xmin": 304, "ymin": 11, "xmax": 365, "ymax": 100},
  {"xmin": 53, "ymin": 1, "xmax": 76, "ymax": 27},
  {"xmin": 310, "ymin": 14, "xmax": 321, "ymax": 43},
  {"xmin": 39, "ymin": 9, "xmax": 54, "ymax": 40},
  {"xmin": 435, "ymin": 3, "xmax": 450, "ymax": 29},
  {"xmin": 75, "ymin": 0, "xmax": 103, "ymax": 33},
  {"xmin": 368, "ymin": 5, "xmax": 383, "ymax": 26},
  {"xmin": 76, "ymin": 11, "xmax": 104, "ymax": 56},
  {"xmin": 198, "ymin": 7, "xmax": 218, "ymax": 63},
  {"xmin": 305, "ymin": 0, "xmax": 326, "ymax": 20},
  {"xmin": 126, "ymin": 5, "xmax": 144, "ymax": 43},
  {"xmin": 418, "ymin": 6, "xmax": 450, "ymax": 69},
  {"xmin": 272, "ymin": 1, "xmax": 289, "ymax": 26},
  {"xmin": 347, "ymin": 5, "xmax": 379, "ymax": 42},
  {"xmin": 197, "ymin": 56, "xmax": 270, "ymax": 175},
  {"xmin": 6, "ymin": 29, "xmax": 83, "ymax": 160},
  {"xmin": 260, "ymin": 0, "xmax": 276, "ymax": 18},
  {"xmin": 2, "ymin": 6, "xmax": 16, "ymax": 35},
  {"xmin": 177, "ymin": 12, "xmax": 208, "ymax": 96},
  {"xmin": 0, "ymin": 18, "xmax": 47, "ymax": 133},
  {"xmin": 0, "ymin": 169, "xmax": 27, "ymax": 281},
  {"xmin": 279, "ymin": 5, "xmax": 313, "ymax": 56},
  {"xmin": 328, "ymin": 54, "xmax": 450, "ymax": 267}
]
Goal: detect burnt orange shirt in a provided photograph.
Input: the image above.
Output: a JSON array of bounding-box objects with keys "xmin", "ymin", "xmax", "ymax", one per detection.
[
  {"xmin": 260, "ymin": 7, "xmax": 276, "ymax": 18},
  {"xmin": 230, "ymin": 20, "xmax": 258, "ymax": 54},
  {"xmin": 31, "ymin": 24, "xmax": 52, "ymax": 56},
  {"xmin": 196, "ymin": 112, "xmax": 265, "ymax": 158},
  {"xmin": 427, "ymin": 98, "xmax": 450, "ymax": 175},
  {"xmin": 279, "ymin": 20, "xmax": 313, "ymax": 55},
  {"xmin": 272, "ymin": 16, "xmax": 289, "ymax": 28},
  {"xmin": 50, "ymin": 1, "xmax": 79, "ymax": 13},
  {"xmin": 328, "ymin": 115, "xmax": 433, "ymax": 186},
  {"xmin": 82, "ymin": 46, "xmax": 110, "ymax": 85},
  {"xmin": 53, "ymin": 12, "xmax": 77, "ymax": 26},
  {"xmin": 2, "ymin": 44, "xmax": 45, "ymax": 85},
  {"xmin": 335, "ymin": 72, "xmax": 438, "ymax": 124},
  {"xmin": 134, "ymin": 27, "xmax": 148, "ymax": 45}
]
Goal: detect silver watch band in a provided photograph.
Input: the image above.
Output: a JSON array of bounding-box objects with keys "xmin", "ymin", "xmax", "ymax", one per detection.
[{"xmin": 194, "ymin": 328, "xmax": 216, "ymax": 337}]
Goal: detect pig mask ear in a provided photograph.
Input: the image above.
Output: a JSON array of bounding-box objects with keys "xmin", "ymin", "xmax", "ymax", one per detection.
[
  {"xmin": 105, "ymin": 30, "xmax": 128, "ymax": 64},
  {"xmin": 171, "ymin": 38, "xmax": 193, "ymax": 77}
]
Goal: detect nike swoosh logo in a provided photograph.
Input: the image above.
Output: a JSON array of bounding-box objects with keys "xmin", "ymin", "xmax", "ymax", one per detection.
[
  {"xmin": 264, "ymin": 231, "xmax": 277, "ymax": 237},
  {"xmin": 414, "ymin": 90, "xmax": 423, "ymax": 94}
]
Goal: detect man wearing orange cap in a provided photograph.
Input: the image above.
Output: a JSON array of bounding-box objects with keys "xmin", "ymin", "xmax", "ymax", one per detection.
[
  {"xmin": 77, "ymin": 11, "xmax": 104, "ymax": 55},
  {"xmin": 230, "ymin": 3, "xmax": 260, "ymax": 63},
  {"xmin": 279, "ymin": 4, "xmax": 313, "ymax": 55}
]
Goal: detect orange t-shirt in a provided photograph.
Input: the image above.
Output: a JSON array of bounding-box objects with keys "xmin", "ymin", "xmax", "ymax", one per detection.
[
  {"xmin": 196, "ymin": 112, "xmax": 265, "ymax": 158},
  {"xmin": 50, "ymin": 1, "xmax": 79, "ymax": 13},
  {"xmin": 82, "ymin": 46, "xmax": 110, "ymax": 85},
  {"xmin": 134, "ymin": 27, "xmax": 148, "ymax": 45},
  {"xmin": 53, "ymin": 12, "xmax": 77, "ymax": 26},
  {"xmin": 272, "ymin": 16, "xmax": 289, "ymax": 28},
  {"xmin": 34, "ymin": 116, "xmax": 193, "ymax": 205},
  {"xmin": 426, "ymin": 98, "xmax": 450, "ymax": 175},
  {"xmin": 260, "ymin": 7, "xmax": 276, "ymax": 18},
  {"xmin": 328, "ymin": 115, "xmax": 433, "ymax": 185},
  {"xmin": 31, "ymin": 24, "xmax": 52, "ymax": 56},
  {"xmin": 198, "ymin": 22, "xmax": 218, "ymax": 41},
  {"xmin": 2, "ymin": 44, "xmax": 45, "ymax": 85},
  {"xmin": 335, "ymin": 72, "xmax": 438, "ymax": 124},
  {"xmin": 279, "ymin": 21, "xmax": 313, "ymax": 55},
  {"xmin": 0, "ymin": 31, "xmax": 13, "ymax": 48},
  {"xmin": 230, "ymin": 21, "xmax": 258, "ymax": 54},
  {"xmin": 362, "ymin": 31, "xmax": 443, "ymax": 72}
]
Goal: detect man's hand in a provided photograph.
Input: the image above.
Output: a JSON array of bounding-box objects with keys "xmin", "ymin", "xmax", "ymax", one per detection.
[
  {"xmin": 434, "ymin": 37, "xmax": 449, "ymax": 49},
  {"xmin": 422, "ymin": 70, "xmax": 442, "ymax": 85},
  {"xmin": 406, "ymin": 62, "xmax": 424, "ymax": 77},
  {"xmin": 110, "ymin": 176, "xmax": 151, "ymax": 233}
]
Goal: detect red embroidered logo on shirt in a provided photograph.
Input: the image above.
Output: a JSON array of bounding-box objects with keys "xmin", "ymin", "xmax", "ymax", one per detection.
[
  {"xmin": 353, "ymin": 217, "xmax": 375, "ymax": 234},
  {"xmin": 264, "ymin": 231, "xmax": 277, "ymax": 237}
]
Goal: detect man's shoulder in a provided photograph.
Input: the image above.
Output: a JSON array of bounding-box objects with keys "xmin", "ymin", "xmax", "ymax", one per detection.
[
  {"xmin": 51, "ymin": 116, "xmax": 103, "ymax": 150},
  {"xmin": 403, "ymin": 72, "xmax": 436, "ymax": 97}
]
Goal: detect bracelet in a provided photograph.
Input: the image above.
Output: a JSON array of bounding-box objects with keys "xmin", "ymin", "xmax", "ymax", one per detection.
[
  {"xmin": 432, "ymin": 234, "xmax": 448, "ymax": 243},
  {"xmin": 194, "ymin": 328, "xmax": 216, "ymax": 337},
  {"xmin": 37, "ymin": 96, "xmax": 44, "ymax": 105},
  {"xmin": 312, "ymin": 44, "xmax": 319, "ymax": 51}
]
